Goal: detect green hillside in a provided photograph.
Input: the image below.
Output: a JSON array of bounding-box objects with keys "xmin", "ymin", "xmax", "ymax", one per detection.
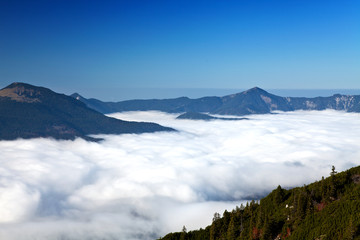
[{"xmin": 159, "ymin": 166, "xmax": 360, "ymax": 240}]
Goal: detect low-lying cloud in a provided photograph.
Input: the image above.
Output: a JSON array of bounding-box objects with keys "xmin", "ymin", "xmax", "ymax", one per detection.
[{"xmin": 0, "ymin": 110, "xmax": 359, "ymax": 239}]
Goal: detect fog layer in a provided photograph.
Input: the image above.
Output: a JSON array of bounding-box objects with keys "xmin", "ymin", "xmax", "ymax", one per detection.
[{"xmin": 0, "ymin": 110, "xmax": 359, "ymax": 239}]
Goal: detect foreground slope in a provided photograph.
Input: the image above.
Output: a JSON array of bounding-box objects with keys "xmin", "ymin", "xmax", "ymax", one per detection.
[
  {"xmin": 159, "ymin": 166, "xmax": 360, "ymax": 240},
  {"xmin": 0, "ymin": 83, "xmax": 173, "ymax": 141},
  {"xmin": 72, "ymin": 87, "xmax": 360, "ymax": 115}
]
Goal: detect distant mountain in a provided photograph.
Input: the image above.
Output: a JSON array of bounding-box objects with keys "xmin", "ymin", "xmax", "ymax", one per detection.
[
  {"xmin": 159, "ymin": 165, "xmax": 360, "ymax": 240},
  {"xmin": 0, "ymin": 83, "xmax": 174, "ymax": 141},
  {"xmin": 72, "ymin": 87, "xmax": 360, "ymax": 115},
  {"xmin": 176, "ymin": 112, "xmax": 248, "ymax": 121}
]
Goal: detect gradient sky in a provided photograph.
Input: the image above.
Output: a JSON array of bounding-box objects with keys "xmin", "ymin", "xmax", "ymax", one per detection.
[{"xmin": 1, "ymin": 0, "xmax": 359, "ymax": 100}]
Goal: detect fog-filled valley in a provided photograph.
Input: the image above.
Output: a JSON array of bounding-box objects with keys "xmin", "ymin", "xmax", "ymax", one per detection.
[{"xmin": 0, "ymin": 110, "xmax": 359, "ymax": 240}]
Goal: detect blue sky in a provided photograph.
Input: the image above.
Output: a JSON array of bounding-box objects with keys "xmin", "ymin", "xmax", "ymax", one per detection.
[{"xmin": 0, "ymin": 0, "xmax": 359, "ymax": 100}]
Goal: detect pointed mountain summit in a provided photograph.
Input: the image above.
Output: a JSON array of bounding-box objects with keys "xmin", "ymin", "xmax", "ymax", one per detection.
[
  {"xmin": 219, "ymin": 86, "xmax": 293, "ymax": 115},
  {"xmin": 0, "ymin": 83, "xmax": 173, "ymax": 141},
  {"xmin": 222, "ymin": 87, "xmax": 269, "ymax": 100},
  {"xmin": 70, "ymin": 92, "xmax": 83, "ymax": 101},
  {"xmin": 243, "ymin": 86, "xmax": 268, "ymax": 94}
]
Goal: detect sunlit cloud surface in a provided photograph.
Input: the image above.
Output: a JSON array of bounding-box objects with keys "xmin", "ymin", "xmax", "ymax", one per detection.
[{"xmin": 0, "ymin": 110, "xmax": 359, "ymax": 239}]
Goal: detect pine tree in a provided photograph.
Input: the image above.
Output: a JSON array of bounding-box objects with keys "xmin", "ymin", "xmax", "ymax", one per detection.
[
  {"xmin": 329, "ymin": 172, "xmax": 338, "ymax": 200},
  {"xmin": 180, "ymin": 226, "xmax": 187, "ymax": 240},
  {"xmin": 212, "ymin": 212, "xmax": 221, "ymax": 222},
  {"xmin": 274, "ymin": 185, "xmax": 285, "ymax": 205},
  {"xmin": 330, "ymin": 165, "xmax": 337, "ymax": 176},
  {"xmin": 226, "ymin": 216, "xmax": 236, "ymax": 240},
  {"xmin": 261, "ymin": 216, "xmax": 274, "ymax": 240},
  {"xmin": 321, "ymin": 176, "xmax": 327, "ymax": 201},
  {"xmin": 295, "ymin": 191, "xmax": 305, "ymax": 220},
  {"xmin": 210, "ymin": 212, "xmax": 221, "ymax": 240}
]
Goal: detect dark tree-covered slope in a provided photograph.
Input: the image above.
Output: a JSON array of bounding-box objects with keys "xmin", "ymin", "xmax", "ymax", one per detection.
[
  {"xmin": 72, "ymin": 87, "xmax": 360, "ymax": 115},
  {"xmin": 0, "ymin": 83, "xmax": 174, "ymax": 141},
  {"xmin": 159, "ymin": 166, "xmax": 360, "ymax": 240}
]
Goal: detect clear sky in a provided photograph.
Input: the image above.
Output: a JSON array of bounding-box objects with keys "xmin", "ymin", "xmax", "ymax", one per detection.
[{"xmin": 1, "ymin": 0, "xmax": 359, "ymax": 100}]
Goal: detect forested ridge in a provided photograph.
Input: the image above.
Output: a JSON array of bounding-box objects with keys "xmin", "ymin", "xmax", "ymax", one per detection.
[{"xmin": 159, "ymin": 165, "xmax": 360, "ymax": 240}]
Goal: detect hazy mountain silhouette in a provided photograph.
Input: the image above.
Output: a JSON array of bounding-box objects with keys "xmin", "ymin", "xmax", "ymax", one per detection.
[{"xmin": 72, "ymin": 87, "xmax": 360, "ymax": 115}]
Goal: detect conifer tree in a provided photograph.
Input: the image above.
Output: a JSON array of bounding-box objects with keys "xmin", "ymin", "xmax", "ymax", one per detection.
[
  {"xmin": 261, "ymin": 216, "xmax": 274, "ymax": 240},
  {"xmin": 226, "ymin": 216, "xmax": 236, "ymax": 240},
  {"xmin": 274, "ymin": 185, "xmax": 285, "ymax": 205},
  {"xmin": 180, "ymin": 226, "xmax": 186, "ymax": 240},
  {"xmin": 329, "ymin": 171, "xmax": 338, "ymax": 200},
  {"xmin": 210, "ymin": 212, "xmax": 221, "ymax": 240}
]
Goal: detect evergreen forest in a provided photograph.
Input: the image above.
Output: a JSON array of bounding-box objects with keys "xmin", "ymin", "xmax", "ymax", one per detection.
[{"xmin": 159, "ymin": 165, "xmax": 360, "ymax": 240}]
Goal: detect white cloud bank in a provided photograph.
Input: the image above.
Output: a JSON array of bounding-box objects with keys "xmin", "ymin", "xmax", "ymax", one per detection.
[{"xmin": 0, "ymin": 110, "xmax": 359, "ymax": 239}]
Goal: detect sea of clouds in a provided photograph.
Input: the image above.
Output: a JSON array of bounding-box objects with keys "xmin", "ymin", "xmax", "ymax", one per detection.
[{"xmin": 0, "ymin": 110, "xmax": 359, "ymax": 239}]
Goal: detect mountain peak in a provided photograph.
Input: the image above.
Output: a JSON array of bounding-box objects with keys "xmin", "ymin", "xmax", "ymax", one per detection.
[
  {"xmin": 0, "ymin": 82, "xmax": 43, "ymax": 103},
  {"xmin": 70, "ymin": 93, "xmax": 84, "ymax": 101},
  {"xmin": 243, "ymin": 86, "xmax": 268, "ymax": 94},
  {"xmin": 5, "ymin": 82, "xmax": 29, "ymax": 88},
  {"xmin": 225, "ymin": 87, "xmax": 269, "ymax": 99}
]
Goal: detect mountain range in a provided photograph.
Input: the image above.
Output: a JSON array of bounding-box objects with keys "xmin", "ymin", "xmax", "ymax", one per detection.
[
  {"xmin": 71, "ymin": 87, "xmax": 360, "ymax": 115},
  {"xmin": 2, "ymin": 82, "xmax": 359, "ymax": 141},
  {"xmin": 0, "ymin": 83, "xmax": 173, "ymax": 141}
]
